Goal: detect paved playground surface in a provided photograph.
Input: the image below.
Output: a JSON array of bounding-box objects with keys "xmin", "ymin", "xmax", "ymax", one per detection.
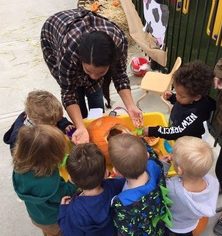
[{"xmin": 0, "ymin": 0, "xmax": 221, "ymax": 235}]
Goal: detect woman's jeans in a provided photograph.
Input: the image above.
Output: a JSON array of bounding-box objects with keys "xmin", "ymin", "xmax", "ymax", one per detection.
[{"xmin": 77, "ymin": 87, "xmax": 104, "ymax": 119}]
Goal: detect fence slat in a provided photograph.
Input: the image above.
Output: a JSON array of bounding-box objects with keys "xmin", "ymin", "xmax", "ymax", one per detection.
[{"xmin": 132, "ymin": 0, "xmax": 222, "ymax": 67}]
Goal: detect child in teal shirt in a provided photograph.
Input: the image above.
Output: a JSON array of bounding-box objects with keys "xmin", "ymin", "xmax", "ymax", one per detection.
[{"xmin": 12, "ymin": 125, "xmax": 77, "ymax": 236}]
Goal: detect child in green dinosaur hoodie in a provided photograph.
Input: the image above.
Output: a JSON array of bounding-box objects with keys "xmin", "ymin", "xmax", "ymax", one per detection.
[{"xmin": 12, "ymin": 124, "xmax": 77, "ymax": 236}]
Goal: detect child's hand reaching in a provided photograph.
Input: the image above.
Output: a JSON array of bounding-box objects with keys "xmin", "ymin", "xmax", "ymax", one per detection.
[
  {"xmin": 61, "ymin": 196, "xmax": 72, "ymax": 205},
  {"xmin": 163, "ymin": 91, "xmax": 173, "ymax": 100},
  {"xmin": 65, "ymin": 125, "xmax": 76, "ymax": 139},
  {"xmin": 65, "ymin": 125, "xmax": 75, "ymax": 132},
  {"xmin": 160, "ymin": 155, "xmax": 172, "ymax": 176},
  {"xmin": 161, "ymin": 155, "xmax": 172, "ymax": 163}
]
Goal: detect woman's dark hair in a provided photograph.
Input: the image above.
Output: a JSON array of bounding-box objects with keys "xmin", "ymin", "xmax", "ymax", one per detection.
[{"xmin": 78, "ymin": 31, "xmax": 117, "ymax": 67}]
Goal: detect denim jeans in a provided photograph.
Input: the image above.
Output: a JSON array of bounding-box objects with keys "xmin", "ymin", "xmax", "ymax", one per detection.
[{"xmin": 77, "ymin": 87, "xmax": 104, "ymax": 118}]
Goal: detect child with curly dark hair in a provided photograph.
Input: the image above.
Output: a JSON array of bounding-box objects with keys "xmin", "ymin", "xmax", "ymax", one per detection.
[{"xmin": 143, "ymin": 61, "xmax": 216, "ymax": 140}]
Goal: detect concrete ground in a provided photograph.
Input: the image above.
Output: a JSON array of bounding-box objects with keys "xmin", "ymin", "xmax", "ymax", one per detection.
[{"xmin": 0, "ymin": 0, "xmax": 221, "ymax": 235}]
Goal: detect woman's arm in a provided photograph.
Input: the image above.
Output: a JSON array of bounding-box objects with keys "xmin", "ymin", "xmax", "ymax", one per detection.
[
  {"xmin": 66, "ymin": 104, "xmax": 89, "ymax": 144},
  {"xmin": 119, "ymin": 89, "xmax": 143, "ymax": 127}
]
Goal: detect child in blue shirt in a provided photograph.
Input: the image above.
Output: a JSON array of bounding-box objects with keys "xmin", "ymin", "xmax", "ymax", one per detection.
[
  {"xmin": 108, "ymin": 133, "xmax": 172, "ymax": 236},
  {"xmin": 58, "ymin": 143, "xmax": 125, "ymax": 236}
]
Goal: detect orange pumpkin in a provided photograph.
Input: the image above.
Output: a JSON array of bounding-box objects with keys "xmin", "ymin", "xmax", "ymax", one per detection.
[{"xmin": 87, "ymin": 116, "xmax": 131, "ymax": 169}]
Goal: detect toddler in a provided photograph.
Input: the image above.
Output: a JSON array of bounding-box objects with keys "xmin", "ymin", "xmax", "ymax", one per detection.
[
  {"xmin": 166, "ymin": 136, "xmax": 219, "ymax": 236},
  {"xmin": 109, "ymin": 133, "xmax": 172, "ymax": 236},
  {"xmin": 58, "ymin": 143, "xmax": 125, "ymax": 236},
  {"xmin": 3, "ymin": 90, "xmax": 74, "ymax": 151},
  {"xmin": 143, "ymin": 61, "xmax": 216, "ymax": 140},
  {"xmin": 13, "ymin": 125, "xmax": 77, "ymax": 236}
]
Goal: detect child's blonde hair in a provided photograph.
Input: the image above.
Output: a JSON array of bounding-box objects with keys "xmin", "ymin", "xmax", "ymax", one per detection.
[
  {"xmin": 13, "ymin": 125, "xmax": 66, "ymax": 176},
  {"xmin": 108, "ymin": 133, "xmax": 147, "ymax": 179},
  {"xmin": 172, "ymin": 136, "xmax": 213, "ymax": 178},
  {"xmin": 25, "ymin": 90, "xmax": 63, "ymax": 125}
]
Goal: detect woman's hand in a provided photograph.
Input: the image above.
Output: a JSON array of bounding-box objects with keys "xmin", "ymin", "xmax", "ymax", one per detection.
[
  {"xmin": 127, "ymin": 105, "xmax": 143, "ymax": 128},
  {"xmin": 72, "ymin": 126, "xmax": 89, "ymax": 144},
  {"xmin": 66, "ymin": 104, "xmax": 89, "ymax": 144},
  {"xmin": 118, "ymin": 89, "xmax": 143, "ymax": 127}
]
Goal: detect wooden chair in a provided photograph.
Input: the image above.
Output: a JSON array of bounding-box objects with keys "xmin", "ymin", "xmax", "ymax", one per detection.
[{"xmin": 136, "ymin": 57, "xmax": 182, "ymax": 112}]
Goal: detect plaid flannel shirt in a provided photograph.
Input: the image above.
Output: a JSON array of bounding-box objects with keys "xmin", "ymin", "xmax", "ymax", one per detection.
[{"xmin": 41, "ymin": 8, "xmax": 130, "ymax": 108}]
